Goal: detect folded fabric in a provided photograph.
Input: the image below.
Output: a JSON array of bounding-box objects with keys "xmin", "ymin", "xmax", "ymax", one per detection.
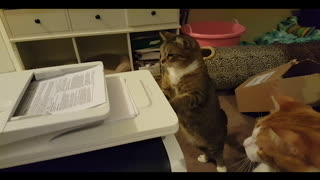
[
  {"xmin": 241, "ymin": 16, "xmax": 320, "ymax": 45},
  {"xmin": 277, "ymin": 16, "xmax": 318, "ymax": 37}
]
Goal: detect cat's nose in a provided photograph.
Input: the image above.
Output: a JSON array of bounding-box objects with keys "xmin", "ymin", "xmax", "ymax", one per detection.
[{"xmin": 243, "ymin": 137, "xmax": 253, "ymax": 147}]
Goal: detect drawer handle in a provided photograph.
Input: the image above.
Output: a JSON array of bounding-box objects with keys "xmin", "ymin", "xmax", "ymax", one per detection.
[
  {"xmin": 151, "ymin": 11, "xmax": 157, "ymax": 16},
  {"xmin": 95, "ymin": 15, "xmax": 101, "ymax": 20},
  {"xmin": 34, "ymin": 19, "xmax": 41, "ymax": 24}
]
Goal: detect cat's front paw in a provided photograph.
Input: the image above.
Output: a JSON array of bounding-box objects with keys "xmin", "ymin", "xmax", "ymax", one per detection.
[
  {"xmin": 161, "ymin": 88, "xmax": 174, "ymax": 100},
  {"xmin": 216, "ymin": 166, "xmax": 227, "ymax": 172},
  {"xmin": 197, "ymin": 154, "xmax": 208, "ymax": 163}
]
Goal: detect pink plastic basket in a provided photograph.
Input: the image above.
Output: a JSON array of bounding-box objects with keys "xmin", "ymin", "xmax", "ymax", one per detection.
[{"xmin": 181, "ymin": 20, "xmax": 246, "ymax": 47}]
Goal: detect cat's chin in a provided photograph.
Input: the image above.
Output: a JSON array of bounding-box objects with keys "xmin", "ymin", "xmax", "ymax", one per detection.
[{"xmin": 252, "ymin": 163, "xmax": 274, "ymax": 172}]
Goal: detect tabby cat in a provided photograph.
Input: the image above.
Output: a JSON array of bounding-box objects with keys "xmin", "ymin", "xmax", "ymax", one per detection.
[
  {"xmin": 243, "ymin": 95, "xmax": 320, "ymax": 172},
  {"xmin": 159, "ymin": 31, "xmax": 228, "ymax": 172}
]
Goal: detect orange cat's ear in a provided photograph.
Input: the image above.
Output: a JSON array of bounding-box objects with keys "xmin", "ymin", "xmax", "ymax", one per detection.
[
  {"xmin": 271, "ymin": 95, "xmax": 300, "ymax": 112},
  {"xmin": 269, "ymin": 83, "xmax": 297, "ymax": 112},
  {"xmin": 159, "ymin": 31, "xmax": 176, "ymax": 41},
  {"xmin": 271, "ymin": 96, "xmax": 280, "ymax": 113}
]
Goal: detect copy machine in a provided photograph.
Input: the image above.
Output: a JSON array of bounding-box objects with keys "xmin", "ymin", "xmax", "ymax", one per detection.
[{"xmin": 0, "ymin": 62, "xmax": 186, "ymax": 172}]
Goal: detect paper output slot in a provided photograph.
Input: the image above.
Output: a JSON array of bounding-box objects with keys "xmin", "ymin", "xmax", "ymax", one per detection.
[
  {"xmin": 7, "ymin": 74, "xmax": 35, "ymax": 120},
  {"xmin": 0, "ymin": 70, "xmax": 34, "ymax": 134},
  {"xmin": 50, "ymin": 120, "xmax": 104, "ymax": 142}
]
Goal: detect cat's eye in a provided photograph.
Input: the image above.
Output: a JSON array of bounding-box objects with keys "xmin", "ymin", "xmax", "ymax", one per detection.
[{"xmin": 167, "ymin": 53, "xmax": 184, "ymax": 58}]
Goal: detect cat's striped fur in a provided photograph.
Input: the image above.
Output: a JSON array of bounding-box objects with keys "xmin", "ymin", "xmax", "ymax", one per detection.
[{"xmin": 159, "ymin": 31, "xmax": 228, "ymax": 172}]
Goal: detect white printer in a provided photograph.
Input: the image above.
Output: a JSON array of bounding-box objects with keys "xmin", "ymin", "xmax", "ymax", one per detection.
[{"xmin": 0, "ymin": 62, "xmax": 184, "ymax": 171}]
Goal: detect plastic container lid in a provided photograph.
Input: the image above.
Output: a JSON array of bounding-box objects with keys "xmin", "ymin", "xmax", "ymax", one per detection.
[{"xmin": 181, "ymin": 21, "xmax": 246, "ymax": 39}]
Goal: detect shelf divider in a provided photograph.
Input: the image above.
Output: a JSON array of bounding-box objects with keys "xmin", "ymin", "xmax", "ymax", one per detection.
[
  {"xmin": 72, "ymin": 37, "xmax": 81, "ymax": 63},
  {"xmin": 126, "ymin": 33, "xmax": 135, "ymax": 71}
]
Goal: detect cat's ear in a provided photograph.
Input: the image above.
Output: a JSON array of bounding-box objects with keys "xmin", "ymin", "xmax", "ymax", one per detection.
[
  {"xmin": 269, "ymin": 84, "xmax": 294, "ymax": 112},
  {"xmin": 175, "ymin": 36, "xmax": 198, "ymax": 49},
  {"xmin": 270, "ymin": 95, "xmax": 300, "ymax": 112},
  {"xmin": 175, "ymin": 37, "xmax": 185, "ymax": 47},
  {"xmin": 272, "ymin": 95, "xmax": 313, "ymax": 113},
  {"xmin": 270, "ymin": 96, "xmax": 280, "ymax": 113},
  {"xmin": 159, "ymin": 31, "xmax": 176, "ymax": 41}
]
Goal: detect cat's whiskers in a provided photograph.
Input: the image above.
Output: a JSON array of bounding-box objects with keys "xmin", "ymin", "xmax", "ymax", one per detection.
[
  {"xmin": 244, "ymin": 159, "xmax": 259, "ymax": 172},
  {"xmin": 245, "ymin": 159, "xmax": 253, "ymax": 172},
  {"xmin": 240, "ymin": 159, "xmax": 248, "ymax": 172},
  {"xmin": 242, "ymin": 159, "xmax": 251, "ymax": 172},
  {"xmin": 237, "ymin": 158, "xmax": 249, "ymax": 172},
  {"xmin": 233, "ymin": 155, "xmax": 258, "ymax": 172},
  {"xmin": 233, "ymin": 156, "xmax": 250, "ymax": 172},
  {"xmin": 258, "ymin": 112, "xmax": 263, "ymax": 119},
  {"xmin": 230, "ymin": 155, "xmax": 247, "ymax": 169},
  {"xmin": 246, "ymin": 161, "xmax": 253, "ymax": 172}
]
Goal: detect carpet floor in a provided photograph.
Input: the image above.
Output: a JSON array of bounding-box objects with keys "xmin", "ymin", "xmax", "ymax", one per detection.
[{"xmin": 174, "ymin": 95, "xmax": 259, "ymax": 172}]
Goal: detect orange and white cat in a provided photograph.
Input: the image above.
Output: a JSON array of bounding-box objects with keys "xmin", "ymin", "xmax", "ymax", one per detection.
[{"xmin": 243, "ymin": 95, "xmax": 320, "ymax": 172}]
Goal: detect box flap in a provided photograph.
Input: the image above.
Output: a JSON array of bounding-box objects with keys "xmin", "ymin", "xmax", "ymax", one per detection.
[
  {"xmin": 236, "ymin": 60, "xmax": 298, "ymax": 89},
  {"xmin": 236, "ymin": 59, "xmax": 320, "ymax": 112},
  {"xmin": 283, "ymin": 59, "xmax": 320, "ymax": 78},
  {"xmin": 280, "ymin": 60, "xmax": 320, "ymax": 105},
  {"xmin": 0, "ymin": 71, "xmax": 34, "ymax": 133},
  {"xmin": 279, "ymin": 73, "xmax": 320, "ymax": 105}
]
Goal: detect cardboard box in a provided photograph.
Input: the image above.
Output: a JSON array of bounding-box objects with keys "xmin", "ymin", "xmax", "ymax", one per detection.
[{"xmin": 235, "ymin": 59, "xmax": 320, "ymax": 112}]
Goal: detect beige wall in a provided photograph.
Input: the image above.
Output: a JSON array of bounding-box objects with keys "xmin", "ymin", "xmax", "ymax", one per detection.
[{"xmin": 188, "ymin": 9, "xmax": 298, "ymax": 42}]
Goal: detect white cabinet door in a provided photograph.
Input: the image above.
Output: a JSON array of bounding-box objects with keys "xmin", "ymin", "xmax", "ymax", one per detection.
[{"xmin": 0, "ymin": 33, "xmax": 15, "ymax": 73}]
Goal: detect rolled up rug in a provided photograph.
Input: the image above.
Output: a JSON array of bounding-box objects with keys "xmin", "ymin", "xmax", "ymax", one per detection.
[{"xmin": 202, "ymin": 41, "xmax": 320, "ymax": 90}]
